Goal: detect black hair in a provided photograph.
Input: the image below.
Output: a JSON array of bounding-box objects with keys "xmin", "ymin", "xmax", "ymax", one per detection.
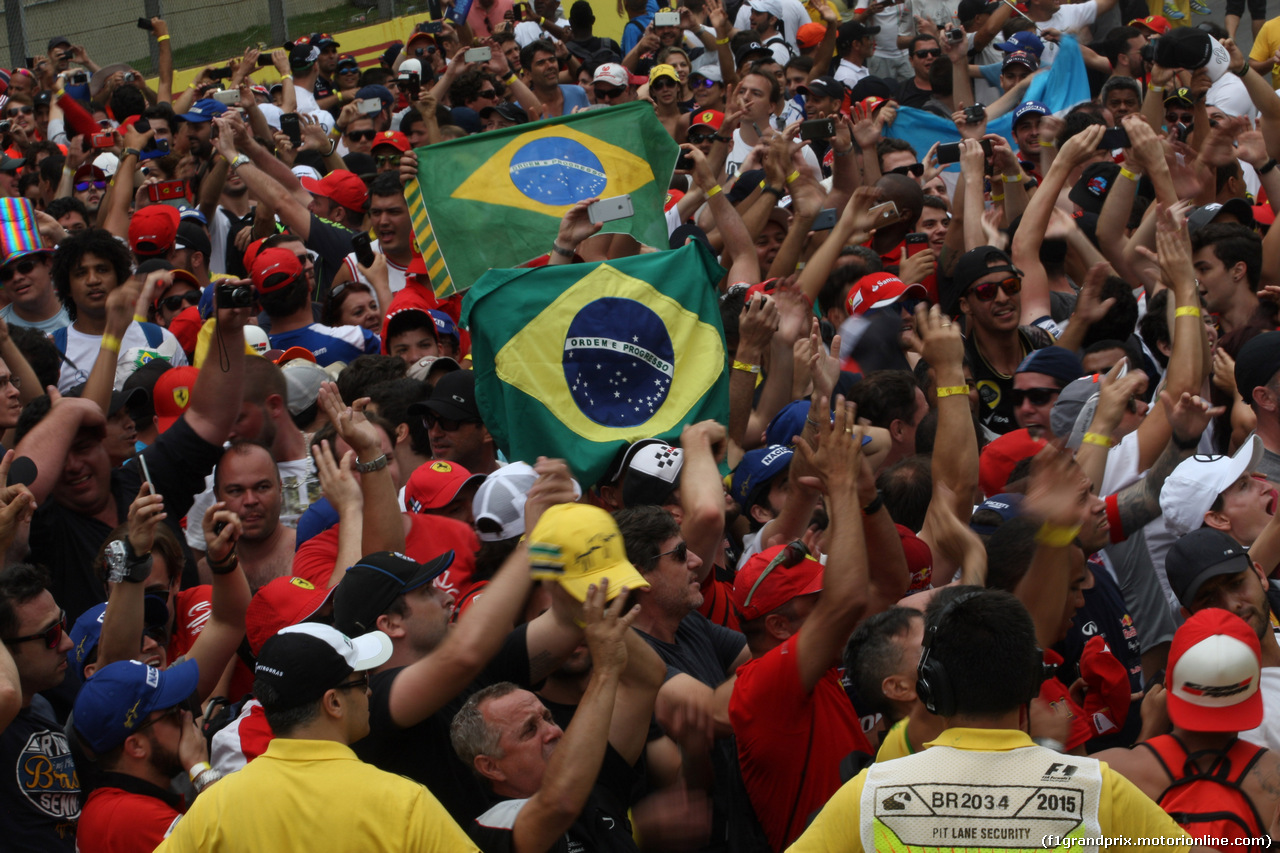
[
  {"xmin": 1078, "ymin": 276, "xmax": 1138, "ymax": 348},
  {"xmin": 321, "ymin": 280, "xmax": 374, "ymax": 327},
  {"xmin": 0, "ymin": 563, "xmax": 51, "ymax": 639},
  {"xmin": 51, "ymin": 228, "xmax": 134, "ymax": 321},
  {"xmin": 520, "ymin": 39, "xmax": 558, "ymax": 72},
  {"xmin": 983, "ymin": 516, "xmax": 1040, "ymax": 592},
  {"xmin": 108, "ymin": 86, "xmax": 147, "ymax": 124},
  {"xmin": 876, "ymin": 455, "xmax": 932, "ymax": 532},
  {"xmin": 253, "ymin": 678, "xmax": 324, "ymax": 734},
  {"xmin": 1191, "ymin": 222, "xmax": 1263, "ymax": 292},
  {"xmin": 368, "ymin": 378, "xmax": 431, "ymax": 457},
  {"xmin": 10, "ymin": 326, "xmax": 62, "ymax": 392},
  {"xmin": 785, "ymin": 55, "xmax": 814, "ymax": 74},
  {"xmin": 336, "ymin": 354, "xmax": 407, "ymax": 405},
  {"xmin": 719, "ymin": 289, "xmax": 745, "ymax": 354},
  {"xmin": 615, "ymin": 505, "xmax": 681, "ymax": 572},
  {"xmin": 45, "ymin": 196, "xmax": 89, "ymax": 223},
  {"xmin": 741, "ymin": 64, "xmax": 783, "ymax": 105},
  {"xmin": 876, "ymin": 136, "xmax": 918, "ymax": 163},
  {"xmin": 1137, "ymin": 288, "xmax": 1170, "ymax": 369},
  {"xmin": 258, "ymin": 277, "xmax": 310, "ymax": 319},
  {"xmin": 1056, "ymin": 108, "xmax": 1106, "ymax": 150},
  {"xmin": 845, "ymin": 370, "xmax": 920, "ymax": 430},
  {"xmin": 13, "ymin": 394, "xmax": 52, "ymax": 446},
  {"xmin": 817, "ymin": 252, "xmax": 884, "ymax": 315},
  {"xmin": 38, "ymin": 154, "xmax": 65, "ymax": 188},
  {"xmin": 924, "ymin": 586, "xmax": 1040, "ymax": 716},
  {"xmin": 1082, "ymin": 338, "xmax": 1142, "ymax": 371},
  {"xmin": 368, "ymin": 170, "xmax": 407, "ymax": 202},
  {"xmin": 843, "ymin": 606, "xmax": 924, "ymax": 719}
]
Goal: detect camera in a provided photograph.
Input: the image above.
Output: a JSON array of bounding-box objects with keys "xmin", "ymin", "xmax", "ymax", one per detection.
[
  {"xmin": 216, "ymin": 282, "xmax": 255, "ymax": 309},
  {"xmin": 124, "ymin": 71, "xmax": 137, "ymax": 83},
  {"xmin": 963, "ymin": 104, "xmax": 986, "ymax": 124},
  {"xmin": 69, "ymin": 71, "xmax": 88, "ymax": 86},
  {"xmin": 0, "ymin": 121, "xmax": 9, "ymax": 134},
  {"xmin": 947, "ymin": 28, "xmax": 964, "ymax": 43},
  {"xmin": 208, "ymin": 65, "xmax": 234, "ymax": 80}
]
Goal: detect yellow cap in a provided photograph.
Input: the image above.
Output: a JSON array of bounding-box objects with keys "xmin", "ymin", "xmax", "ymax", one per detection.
[
  {"xmin": 527, "ymin": 504, "xmax": 650, "ymax": 601},
  {"xmin": 649, "ymin": 64, "xmax": 680, "ymax": 85}
]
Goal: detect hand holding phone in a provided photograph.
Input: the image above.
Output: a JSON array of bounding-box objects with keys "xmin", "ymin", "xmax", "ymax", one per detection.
[
  {"xmin": 464, "ymin": 46, "xmax": 492, "ymax": 64},
  {"xmin": 352, "ymin": 233, "xmax": 377, "ymax": 268},
  {"xmin": 137, "ymin": 17, "xmax": 154, "ymax": 30},
  {"xmin": 588, "ymin": 195, "xmax": 635, "ymax": 225}
]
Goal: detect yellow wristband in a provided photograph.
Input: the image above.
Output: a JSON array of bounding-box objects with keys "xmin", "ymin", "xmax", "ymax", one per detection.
[
  {"xmin": 1175, "ymin": 305, "xmax": 1202, "ymax": 318},
  {"xmin": 705, "ymin": 184, "xmax": 722, "ymax": 199},
  {"xmin": 133, "ymin": 314, "xmax": 147, "ymax": 324},
  {"xmin": 1038, "ymin": 139, "xmax": 1055, "ymax": 148},
  {"xmin": 990, "ymin": 191, "xmax": 1005, "ymax": 202},
  {"xmin": 156, "ymin": 34, "xmax": 170, "ymax": 43},
  {"xmin": 1147, "ymin": 84, "xmax": 1164, "ymax": 93},
  {"xmin": 935, "ymin": 385, "xmax": 969, "ymax": 399},
  {"xmin": 505, "ymin": 73, "xmax": 518, "ymax": 84},
  {"xmin": 1035, "ymin": 522, "xmax": 1082, "ymax": 548},
  {"xmin": 1000, "ymin": 172, "xmax": 1023, "ymax": 184},
  {"xmin": 281, "ymin": 74, "xmax": 293, "ymax": 81},
  {"xmin": 1119, "ymin": 167, "xmax": 1139, "ymax": 181},
  {"xmin": 732, "ymin": 360, "xmax": 761, "ymax": 374},
  {"xmin": 1081, "ymin": 432, "xmax": 1114, "ymax": 448},
  {"xmin": 101, "ymin": 334, "xmax": 122, "ymax": 353},
  {"xmin": 187, "ymin": 761, "xmax": 212, "ymax": 782},
  {"xmin": 715, "ymin": 35, "xmax": 730, "ymax": 45},
  {"xmin": 785, "ymin": 170, "xmax": 800, "ymax": 184}
]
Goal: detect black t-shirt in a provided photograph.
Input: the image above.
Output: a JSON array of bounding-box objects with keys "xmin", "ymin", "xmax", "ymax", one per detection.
[
  {"xmin": 315, "ymin": 75, "xmax": 334, "ymax": 99},
  {"xmin": 306, "ymin": 212, "xmax": 358, "ymax": 297},
  {"xmin": 965, "ymin": 325, "xmax": 1053, "ymax": 438},
  {"xmin": 0, "ymin": 703, "xmax": 79, "ymax": 851},
  {"xmin": 218, "ymin": 206, "xmax": 256, "ymax": 278},
  {"xmin": 355, "ymin": 623, "xmax": 531, "ymax": 825},
  {"xmin": 28, "ymin": 416, "xmax": 222, "ymax": 623},
  {"xmin": 893, "ymin": 78, "xmax": 934, "ymax": 110},
  {"xmin": 467, "ymin": 741, "xmax": 640, "ymax": 853}
]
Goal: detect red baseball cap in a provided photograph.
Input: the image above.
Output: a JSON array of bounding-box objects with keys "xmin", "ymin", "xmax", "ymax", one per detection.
[
  {"xmin": 244, "ymin": 576, "xmax": 335, "ymax": 655},
  {"xmin": 273, "ymin": 346, "xmax": 316, "ymax": 365},
  {"xmin": 1128, "ymin": 15, "xmax": 1170, "ymax": 35},
  {"xmin": 299, "ymin": 170, "xmax": 369, "ymax": 212},
  {"xmin": 1167, "ymin": 608, "xmax": 1263, "ymax": 732},
  {"xmin": 153, "ymin": 365, "xmax": 199, "ymax": 432},
  {"xmin": 405, "ymin": 459, "xmax": 485, "ymax": 513},
  {"xmin": 152, "ymin": 269, "xmax": 201, "ymax": 306},
  {"xmin": 690, "ymin": 109, "xmax": 724, "ymax": 132},
  {"xmin": 732, "ymin": 542, "xmax": 824, "ymax": 621},
  {"xmin": 242, "ymin": 236, "xmax": 269, "ymax": 271},
  {"xmin": 371, "ymin": 130, "xmax": 410, "ymax": 153},
  {"xmin": 845, "ymin": 271, "xmax": 926, "ymax": 316},
  {"xmin": 978, "ymin": 427, "xmax": 1046, "ymax": 497},
  {"xmin": 251, "ymin": 248, "xmax": 303, "ymax": 294},
  {"xmin": 129, "ymin": 205, "xmax": 180, "ymax": 257}
]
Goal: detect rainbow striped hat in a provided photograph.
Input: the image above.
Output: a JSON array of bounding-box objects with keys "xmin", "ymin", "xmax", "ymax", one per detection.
[{"xmin": 0, "ymin": 198, "xmax": 51, "ymax": 267}]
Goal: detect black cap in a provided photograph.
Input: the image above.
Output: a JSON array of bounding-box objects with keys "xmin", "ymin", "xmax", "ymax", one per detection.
[
  {"xmin": 0, "ymin": 154, "xmax": 25, "ymax": 172},
  {"xmin": 1152, "ymin": 28, "xmax": 1216, "ymax": 72},
  {"xmin": 479, "ymin": 102, "xmax": 529, "ymax": 124},
  {"xmin": 1235, "ymin": 331, "xmax": 1280, "ymax": 405},
  {"xmin": 1187, "ymin": 199, "xmax": 1255, "ymax": 235},
  {"xmin": 943, "ymin": 246, "xmax": 1020, "ymax": 314},
  {"xmin": 109, "ymin": 387, "xmax": 148, "ymax": 418},
  {"xmin": 956, "ymin": 0, "xmax": 999, "ymax": 22},
  {"xmin": 1068, "ymin": 161, "xmax": 1120, "ymax": 216},
  {"xmin": 47, "ymin": 36, "xmax": 71, "ymax": 52},
  {"xmin": 734, "ymin": 41, "xmax": 773, "ymax": 68},
  {"xmin": 1165, "ymin": 528, "xmax": 1254, "ymax": 608},
  {"xmin": 290, "ymin": 42, "xmax": 321, "ymax": 69},
  {"xmin": 381, "ymin": 41, "xmax": 404, "ymax": 69},
  {"xmin": 333, "ymin": 551, "xmax": 454, "ymax": 635},
  {"xmin": 797, "ymin": 75, "xmax": 845, "ymax": 100},
  {"xmin": 410, "ymin": 369, "xmax": 481, "ymax": 422},
  {"xmin": 837, "ymin": 20, "xmax": 881, "ymax": 46},
  {"xmin": 175, "ymin": 221, "xmax": 212, "ymax": 257},
  {"xmin": 847, "ymin": 76, "xmax": 894, "ymax": 103},
  {"xmin": 254, "ymin": 623, "xmax": 392, "ymax": 710}
]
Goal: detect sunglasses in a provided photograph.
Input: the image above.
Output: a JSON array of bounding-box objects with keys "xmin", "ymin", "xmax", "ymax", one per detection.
[
  {"xmin": 649, "ymin": 541, "xmax": 688, "ymax": 567},
  {"xmin": 0, "ymin": 256, "xmax": 39, "ymax": 283},
  {"xmin": 423, "ymin": 413, "xmax": 479, "ymax": 431},
  {"xmin": 594, "ymin": 86, "xmax": 626, "ymax": 99},
  {"xmin": 477, "ymin": 89, "xmax": 498, "ymax": 99},
  {"xmin": 914, "ymin": 48, "xmax": 941, "ymax": 58},
  {"xmin": 159, "ymin": 291, "xmax": 200, "ymax": 312},
  {"xmin": 742, "ymin": 541, "xmax": 809, "ymax": 609},
  {"xmin": 1008, "ymin": 386, "xmax": 1059, "ymax": 407},
  {"xmin": 75, "ymin": 180, "xmax": 107, "ymax": 192},
  {"xmin": 691, "ymin": 77, "xmax": 717, "ymax": 89},
  {"xmin": 375, "ymin": 154, "xmax": 400, "ymax": 166},
  {"xmin": 889, "ymin": 163, "xmax": 924, "ymax": 178},
  {"xmin": 966, "ymin": 276, "xmax": 1021, "ymax": 302},
  {"xmin": 346, "ymin": 129, "xmax": 376, "ymax": 142},
  {"xmin": 7, "ymin": 106, "xmax": 33, "ymax": 116},
  {"xmin": 688, "ymin": 131, "xmax": 716, "ymax": 143},
  {"xmin": 336, "ymin": 673, "xmax": 370, "ymax": 692},
  {"xmin": 651, "ymin": 78, "xmax": 678, "ymax": 90},
  {"xmin": 4, "ymin": 609, "xmax": 66, "ymax": 649},
  {"xmin": 412, "ymin": 46, "xmax": 437, "ymax": 56}
]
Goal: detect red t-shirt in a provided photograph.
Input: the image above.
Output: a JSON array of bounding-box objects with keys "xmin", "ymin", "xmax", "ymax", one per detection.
[
  {"xmin": 729, "ymin": 633, "xmax": 872, "ymax": 850},
  {"xmin": 77, "ymin": 786, "xmax": 181, "ymax": 853},
  {"xmin": 167, "ymin": 586, "xmax": 212, "ymax": 662},
  {"xmin": 696, "ymin": 573, "xmax": 739, "ymax": 631},
  {"xmin": 291, "ymin": 513, "xmax": 477, "ymax": 597}
]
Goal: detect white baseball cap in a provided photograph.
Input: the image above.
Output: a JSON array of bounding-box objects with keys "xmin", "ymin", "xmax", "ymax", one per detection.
[
  {"xmin": 592, "ymin": 63, "xmax": 629, "ymax": 88},
  {"xmin": 1159, "ymin": 435, "xmax": 1263, "ymax": 536}
]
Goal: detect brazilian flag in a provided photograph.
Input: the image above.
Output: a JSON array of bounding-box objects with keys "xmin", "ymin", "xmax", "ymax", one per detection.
[
  {"xmin": 461, "ymin": 242, "xmax": 729, "ymax": 486},
  {"xmin": 410, "ymin": 100, "xmax": 678, "ymax": 296}
]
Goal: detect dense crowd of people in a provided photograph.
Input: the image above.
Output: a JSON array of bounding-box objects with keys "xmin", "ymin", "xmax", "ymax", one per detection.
[{"xmin": 0, "ymin": 0, "xmax": 1279, "ymax": 850}]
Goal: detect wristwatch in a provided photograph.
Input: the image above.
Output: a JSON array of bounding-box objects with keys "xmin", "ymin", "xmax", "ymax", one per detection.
[
  {"xmin": 228, "ymin": 153, "xmax": 250, "ymax": 171},
  {"xmin": 355, "ymin": 453, "xmax": 389, "ymax": 474},
  {"xmin": 105, "ymin": 539, "xmax": 153, "ymax": 584}
]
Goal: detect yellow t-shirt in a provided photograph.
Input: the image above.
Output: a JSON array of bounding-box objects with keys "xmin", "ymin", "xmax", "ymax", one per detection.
[
  {"xmin": 876, "ymin": 717, "xmax": 915, "ymax": 763},
  {"xmin": 155, "ymin": 738, "xmax": 479, "ymax": 853},
  {"xmin": 1250, "ymin": 18, "xmax": 1280, "ymax": 90},
  {"xmin": 788, "ymin": 728, "xmax": 1191, "ymax": 853}
]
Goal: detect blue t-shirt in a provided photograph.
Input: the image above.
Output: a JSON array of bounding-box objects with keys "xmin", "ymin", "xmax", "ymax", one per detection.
[
  {"xmin": 621, "ymin": 0, "xmax": 659, "ymax": 54},
  {"xmin": 268, "ymin": 323, "xmax": 379, "ymax": 366},
  {"xmin": 560, "ymin": 85, "xmax": 590, "ymax": 114},
  {"xmin": 295, "ymin": 495, "xmax": 339, "ymax": 549}
]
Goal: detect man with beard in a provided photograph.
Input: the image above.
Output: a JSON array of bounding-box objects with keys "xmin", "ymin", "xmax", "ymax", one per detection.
[
  {"xmin": 209, "ymin": 442, "xmax": 295, "ymax": 590},
  {"xmin": 70, "ymin": 659, "xmax": 213, "ymax": 853}
]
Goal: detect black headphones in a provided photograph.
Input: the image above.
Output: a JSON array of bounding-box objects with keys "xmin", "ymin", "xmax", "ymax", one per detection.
[{"xmin": 916, "ymin": 591, "xmax": 1049, "ymax": 717}]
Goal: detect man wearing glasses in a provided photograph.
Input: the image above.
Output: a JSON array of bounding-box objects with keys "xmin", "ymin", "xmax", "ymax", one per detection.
[
  {"xmin": 948, "ymin": 246, "xmax": 1053, "ymax": 438},
  {"xmin": 1011, "ymin": 346, "xmax": 1084, "ymax": 438},
  {"xmin": 591, "ymin": 63, "xmax": 636, "ymax": 106},
  {"xmin": 894, "ymin": 34, "xmax": 942, "ymax": 109},
  {"xmin": 410, "ymin": 370, "xmax": 500, "ymax": 475},
  {"xmin": 0, "ymin": 563, "xmax": 78, "ymax": 851},
  {"xmin": 0, "ymin": 205, "xmax": 68, "ymax": 333}
]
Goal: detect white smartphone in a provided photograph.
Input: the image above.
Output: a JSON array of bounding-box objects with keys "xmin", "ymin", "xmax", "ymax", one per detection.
[
  {"xmin": 213, "ymin": 89, "xmax": 240, "ymax": 105},
  {"xmin": 868, "ymin": 200, "xmax": 901, "ymax": 226},
  {"xmin": 464, "ymin": 46, "xmax": 492, "ymax": 63},
  {"xmin": 654, "ymin": 11, "xmax": 681, "ymax": 27},
  {"xmin": 139, "ymin": 453, "xmax": 154, "ymax": 492},
  {"xmin": 355, "ymin": 97, "xmax": 383, "ymax": 114},
  {"xmin": 588, "ymin": 195, "xmax": 634, "ymax": 224}
]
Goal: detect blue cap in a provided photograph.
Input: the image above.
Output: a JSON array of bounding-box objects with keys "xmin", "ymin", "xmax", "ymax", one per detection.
[
  {"xmin": 428, "ymin": 309, "xmax": 459, "ymax": 343},
  {"xmin": 70, "ymin": 603, "xmax": 107, "ymax": 678},
  {"xmin": 970, "ymin": 493, "xmax": 1024, "ymax": 535},
  {"xmin": 730, "ymin": 445, "xmax": 793, "ymax": 513},
  {"xmin": 1012, "ymin": 100, "xmax": 1049, "ymax": 127},
  {"xmin": 1015, "ymin": 345, "xmax": 1083, "ymax": 386},
  {"xmin": 72, "ymin": 659, "xmax": 199, "ymax": 754},
  {"xmin": 355, "ymin": 84, "xmax": 394, "ymax": 112},
  {"xmin": 179, "ymin": 98, "xmax": 227, "ymax": 122},
  {"xmin": 994, "ymin": 31, "xmax": 1044, "ymax": 56},
  {"xmin": 765, "ymin": 400, "xmax": 811, "ymax": 447}
]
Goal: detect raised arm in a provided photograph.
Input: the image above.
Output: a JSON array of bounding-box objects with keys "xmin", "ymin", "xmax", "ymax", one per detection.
[
  {"xmin": 183, "ymin": 297, "xmax": 250, "ymax": 447},
  {"xmin": 98, "ymin": 485, "xmax": 167, "ymax": 670},
  {"xmin": 679, "ymin": 421, "xmax": 728, "ymax": 583},
  {"xmin": 15, "ymin": 391, "xmax": 106, "ymax": 504},
  {"xmin": 188, "ymin": 499, "xmax": 252, "ymax": 700}
]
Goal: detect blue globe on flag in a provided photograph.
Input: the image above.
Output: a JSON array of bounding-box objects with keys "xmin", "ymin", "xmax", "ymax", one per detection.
[
  {"xmin": 509, "ymin": 138, "xmax": 608, "ymax": 206},
  {"xmin": 564, "ymin": 297, "xmax": 674, "ymax": 428}
]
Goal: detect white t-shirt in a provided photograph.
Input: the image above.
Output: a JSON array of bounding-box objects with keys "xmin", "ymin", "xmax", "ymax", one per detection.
[
  {"xmin": 341, "ymin": 238, "xmax": 408, "ymax": 301},
  {"xmin": 1042, "ymin": 0, "xmax": 1097, "ymax": 36},
  {"xmin": 57, "ymin": 322, "xmax": 189, "ymax": 392},
  {"xmin": 1240, "ymin": 667, "xmax": 1280, "ymax": 750},
  {"xmin": 514, "ymin": 16, "xmax": 569, "ymax": 46},
  {"xmin": 1207, "ymin": 73, "xmax": 1260, "ymax": 121},
  {"xmin": 185, "ymin": 455, "xmax": 315, "ymax": 551},
  {"xmin": 725, "ymin": 128, "xmax": 822, "ymax": 178},
  {"xmin": 734, "ymin": 0, "xmax": 811, "ymax": 52},
  {"xmin": 835, "ymin": 58, "xmax": 870, "ymax": 89},
  {"xmin": 857, "ymin": 0, "xmax": 912, "ymax": 61}
]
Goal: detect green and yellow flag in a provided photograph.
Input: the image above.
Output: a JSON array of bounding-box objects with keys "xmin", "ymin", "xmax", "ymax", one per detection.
[
  {"xmin": 409, "ymin": 101, "xmax": 678, "ymax": 297},
  {"xmin": 461, "ymin": 242, "xmax": 729, "ymax": 486}
]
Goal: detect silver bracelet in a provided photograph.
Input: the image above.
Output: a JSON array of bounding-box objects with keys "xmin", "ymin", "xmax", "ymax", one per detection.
[
  {"xmin": 551, "ymin": 242, "xmax": 574, "ymax": 258},
  {"xmin": 1032, "ymin": 736, "xmax": 1065, "ymax": 752}
]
